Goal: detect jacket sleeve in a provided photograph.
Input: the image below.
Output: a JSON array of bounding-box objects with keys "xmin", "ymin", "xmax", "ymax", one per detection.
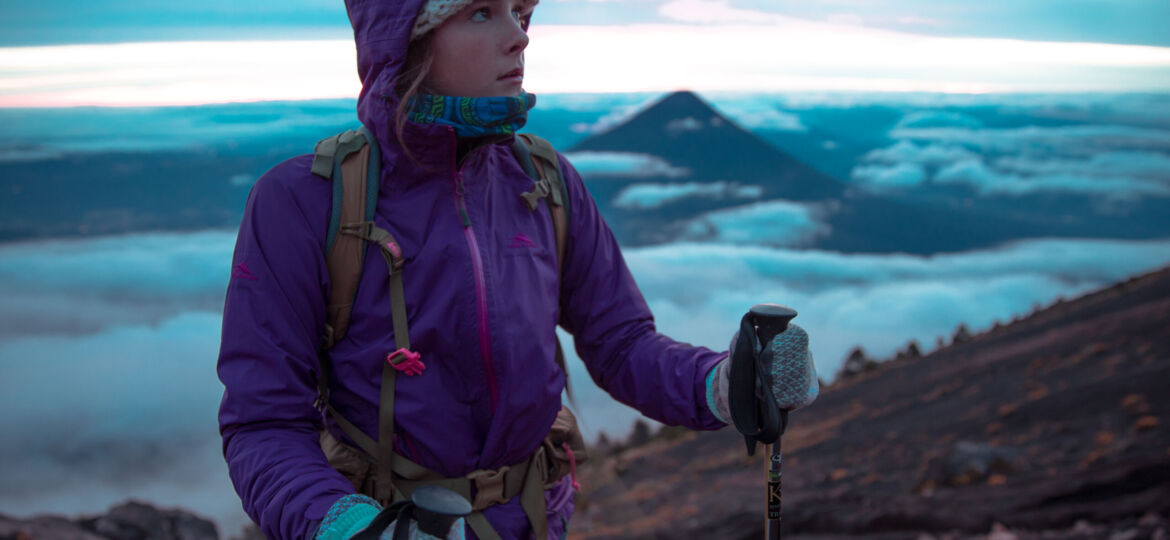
[
  {"xmin": 555, "ymin": 154, "xmax": 726, "ymax": 431},
  {"xmin": 217, "ymin": 156, "xmax": 356, "ymax": 540}
]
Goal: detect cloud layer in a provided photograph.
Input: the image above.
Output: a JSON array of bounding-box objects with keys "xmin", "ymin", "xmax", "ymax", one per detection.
[
  {"xmin": 934, "ymin": 159, "xmax": 1170, "ymax": 199},
  {"xmin": 849, "ymin": 108, "xmax": 1170, "ymax": 198},
  {"xmin": 562, "ymin": 151, "xmax": 691, "ymax": 178},
  {"xmin": 0, "ymin": 100, "xmax": 358, "ymax": 160},
  {"xmin": 682, "ymin": 200, "xmax": 833, "ymax": 247},
  {"xmin": 613, "ymin": 181, "xmax": 762, "ymax": 209}
]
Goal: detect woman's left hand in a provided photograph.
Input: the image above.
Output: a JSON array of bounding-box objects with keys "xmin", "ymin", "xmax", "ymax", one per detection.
[{"xmin": 706, "ymin": 324, "xmax": 819, "ymax": 424}]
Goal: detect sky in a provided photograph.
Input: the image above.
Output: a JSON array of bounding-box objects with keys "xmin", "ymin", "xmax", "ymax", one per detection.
[
  {"xmin": 4, "ymin": 0, "xmax": 1169, "ymax": 47},
  {"xmin": 3, "ymin": 0, "xmax": 1170, "ymax": 106}
]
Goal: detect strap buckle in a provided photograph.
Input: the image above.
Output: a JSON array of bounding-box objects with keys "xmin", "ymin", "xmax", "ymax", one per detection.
[
  {"xmin": 467, "ymin": 466, "xmax": 511, "ymax": 511},
  {"xmin": 387, "ymin": 348, "xmax": 425, "ymax": 376},
  {"xmin": 379, "ymin": 239, "xmax": 406, "ymax": 272},
  {"xmin": 520, "ymin": 179, "xmax": 551, "ymax": 211}
]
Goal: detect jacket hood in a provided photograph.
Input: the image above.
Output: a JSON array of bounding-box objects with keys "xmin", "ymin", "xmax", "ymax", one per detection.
[{"xmin": 345, "ymin": 0, "xmax": 429, "ymax": 158}]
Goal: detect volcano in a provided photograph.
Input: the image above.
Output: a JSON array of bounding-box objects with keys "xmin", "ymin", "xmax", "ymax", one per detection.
[
  {"xmin": 567, "ymin": 91, "xmax": 845, "ymax": 246},
  {"xmin": 572, "ymin": 91, "xmax": 843, "ymax": 201}
]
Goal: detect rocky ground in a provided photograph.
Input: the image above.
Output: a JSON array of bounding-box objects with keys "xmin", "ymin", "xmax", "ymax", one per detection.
[
  {"xmin": 569, "ymin": 266, "xmax": 1170, "ymax": 539},
  {"xmin": 0, "ymin": 501, "xmax": 222, "ymax": 540}
]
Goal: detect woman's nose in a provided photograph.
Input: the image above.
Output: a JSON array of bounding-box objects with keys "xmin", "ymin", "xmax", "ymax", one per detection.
[{"xmin": 507, "ymin": 20, "xmax": 529, "ymax": 54}]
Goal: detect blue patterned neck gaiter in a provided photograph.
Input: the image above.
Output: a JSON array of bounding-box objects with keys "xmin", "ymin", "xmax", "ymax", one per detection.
[{"xmin": 407, "ymin": 92, "xmax": 537, "ymax": 137}]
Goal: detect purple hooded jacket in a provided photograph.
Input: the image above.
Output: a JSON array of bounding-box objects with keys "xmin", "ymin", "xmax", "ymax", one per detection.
[{"xmin": 217, "ymin": 1, "xmax": 727, "ymax": 538}]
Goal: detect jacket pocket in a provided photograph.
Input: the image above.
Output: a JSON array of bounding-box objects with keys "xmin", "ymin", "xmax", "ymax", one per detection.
[{"xmin": 320, "ymin": 430, "xmax": 377, "ymax": 496}]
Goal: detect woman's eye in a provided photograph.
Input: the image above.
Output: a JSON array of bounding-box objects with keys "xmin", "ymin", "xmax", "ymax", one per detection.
[
  {"xmin": 471, "ymin": 8, "xmax": 490, "ymax": 21},
  {"xmin": 512, "ymin": 9, "xmax": 531, "ymax": 30}
]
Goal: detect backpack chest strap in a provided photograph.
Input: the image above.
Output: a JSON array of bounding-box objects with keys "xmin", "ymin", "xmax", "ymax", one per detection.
[{"xmin": 323, "ymin": 425, "xmax": 551, "ymax": 540}]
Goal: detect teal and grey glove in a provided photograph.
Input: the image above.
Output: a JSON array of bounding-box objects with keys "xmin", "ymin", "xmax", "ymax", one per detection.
[
  {"xmin": 315, "ymin": 494, "xmax": 468, "ymax": 540},
  {"xmin": 706, "ymin": 324, "xmax": 819, "ymax": 424},
  {"xmin": 315, "ymin": 494, "xmax": 382, "ymax": 540}
]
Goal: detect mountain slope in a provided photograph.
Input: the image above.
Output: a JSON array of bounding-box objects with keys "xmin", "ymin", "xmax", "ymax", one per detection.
[{"xmin": 570, "ymin": 265, "xmax": 1170, "ymax": 539}]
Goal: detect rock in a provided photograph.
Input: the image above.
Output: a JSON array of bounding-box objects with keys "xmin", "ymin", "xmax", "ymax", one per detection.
[
  {"xmin": 987, "ymin": 522, "xmax": 1018, "ymax": 540},
  {"xmin": 952, "ymin": 323, "xmax": 972, "ymax": 344},
  {"xmin": 943, "ymin": 442, "xmax": 1019, "ymax": 486},
  {"xmin": 1072, "ymin": 520, "xmax": 1094, "ymax": 534},
  {"xmin": 92, "ymin": 501, "xmax": 167, "ymax": 539},
  {"xmin": 837, "ymin": 346, "xmax": 878, "ymax": 380},
  {"xmin": 226, "ymin": 523, "xmax": 265, "ymax": 540},
  {"xmin": 1, "ymin": 502, "xmax": 218, "ymax": 540},
  {"xmin": 0, "ymin": 514, "xmax": 105, "ymax": 540},
  {"xmin": 167, "ymin": 510, "xmax": 218, "ymax": 540},
  {"xmin": 91, "ymin": 501, "xmax": 217, "ymax": 540}
]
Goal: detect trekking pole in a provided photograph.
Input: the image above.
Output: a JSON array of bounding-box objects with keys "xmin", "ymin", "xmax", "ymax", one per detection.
[
  {"xmin": 766, "ymin": 419, "xmax": 786, "ymax": 540},
  {"xmin": 728, "ymin": 304, "xmax": 797, "ymax": 540}
]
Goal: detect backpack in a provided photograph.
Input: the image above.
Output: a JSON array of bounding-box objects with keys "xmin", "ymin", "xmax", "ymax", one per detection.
[{"xmin": 307, "ymin": 127, "xmax": 582, "ymax": 540}]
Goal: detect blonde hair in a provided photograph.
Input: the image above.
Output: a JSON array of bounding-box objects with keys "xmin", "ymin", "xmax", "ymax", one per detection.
[{"xmin": 392, "ymin": 34, "xmax": 437, "ymax": 163}]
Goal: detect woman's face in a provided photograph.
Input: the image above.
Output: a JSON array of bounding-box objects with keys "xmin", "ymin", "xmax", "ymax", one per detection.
[{"xmin": 424, "ymin": 0, "xmax": 533, "ymax": 98}]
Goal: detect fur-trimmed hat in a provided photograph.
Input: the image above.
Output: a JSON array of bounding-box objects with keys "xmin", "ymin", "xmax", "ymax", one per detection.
[{"xmin": 411, "ymin": 0, "xmax": 539, "ymax": 41}]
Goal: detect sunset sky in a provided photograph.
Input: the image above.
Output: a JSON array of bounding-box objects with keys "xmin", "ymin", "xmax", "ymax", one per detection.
[{"xmin": 2, "ymin": 0, "xmax": 1170, "ymax": 106}]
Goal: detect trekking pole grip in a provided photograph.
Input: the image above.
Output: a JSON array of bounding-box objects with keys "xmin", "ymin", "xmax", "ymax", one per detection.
[{"xmin": 750, "ymin": 303, "xmax": 797, "ymax": 347}]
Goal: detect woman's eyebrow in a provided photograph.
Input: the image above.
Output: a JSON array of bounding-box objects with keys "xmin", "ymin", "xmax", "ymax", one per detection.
[{"xmin": 468, "ymin": 0, "xmax": 529, "ymax": 9}]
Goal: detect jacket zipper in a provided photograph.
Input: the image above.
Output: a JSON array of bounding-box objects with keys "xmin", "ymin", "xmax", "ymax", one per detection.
[{"xmin": 450, "ymin": 130, "xmax": 499, "ymax": 413}]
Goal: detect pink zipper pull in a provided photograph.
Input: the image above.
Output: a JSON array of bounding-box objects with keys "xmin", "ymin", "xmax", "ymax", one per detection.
[{"xmin": 387, "ymin": 348, "xmax": 425, "ymax": 376}]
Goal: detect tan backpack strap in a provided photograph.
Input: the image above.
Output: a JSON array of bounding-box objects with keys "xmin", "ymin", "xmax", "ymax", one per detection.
[
  {"xmin": 322, "ymin": 143, "xmax": 372, "ymax": 349},
  {"xmin": 315, "ymin": 125, "xmax": 418, "ymax": 505},
  {"xmin": 527, "ymin": 156, "xmax": 569, "ymax": 278},
  {"xmin": 313, "ymin": 131, "xmax": 374, "ymax": 417},
  {"xmin": 518, "ymin": 134, "xmax": 565, "ymax": 207},
  {"xmin": 517, "ymin": 133, "xmax": 569, "ymax": 280},
  {"xmin": 514, "ymin": 134, "xmax": 575, "ymax": 408},
  {"xmin": 338, "ymin": 221, "xmax": 414, "ymax": 504}
]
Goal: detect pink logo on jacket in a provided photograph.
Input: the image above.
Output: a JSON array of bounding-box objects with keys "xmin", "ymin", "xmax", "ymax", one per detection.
[
  {"xmin": 232, "ymin": 262, "xmax": 257, "ymax": 280},
  {"xmin": 508, "ymin": 233, "xmax": 537, "ymax": 249}
]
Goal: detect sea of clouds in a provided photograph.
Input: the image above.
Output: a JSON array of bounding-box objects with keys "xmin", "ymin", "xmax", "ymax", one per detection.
[{"xmin": 2, "ymin": 230, "xmax": 1169, "ymax": 533}]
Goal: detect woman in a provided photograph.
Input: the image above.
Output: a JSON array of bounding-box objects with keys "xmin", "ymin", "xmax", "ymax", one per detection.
[{"xmin": 217, "ymin": 0, "xmax": 817, "ymax": 538}]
